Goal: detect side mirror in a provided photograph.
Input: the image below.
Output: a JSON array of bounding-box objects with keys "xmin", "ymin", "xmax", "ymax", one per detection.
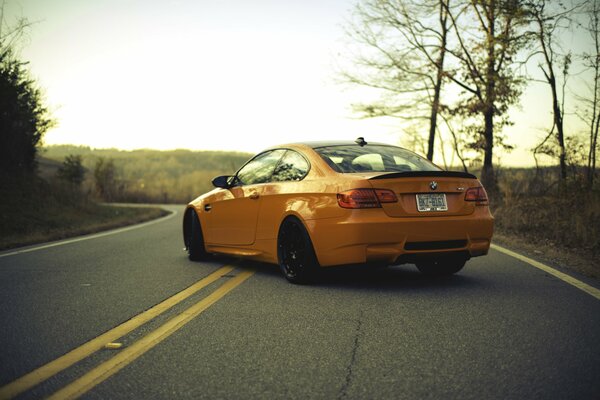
[{"xmin": 212, "ymin": 175, "xmax": 234, "ymax": 189}]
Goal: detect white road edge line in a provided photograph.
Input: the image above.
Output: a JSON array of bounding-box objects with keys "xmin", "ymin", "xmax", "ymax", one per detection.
[
  {"xmin": 491, "ymin": 243, "xmax": 600, "ymax": 301},
  {"xmin": 0, "ymin": 209, "xmax": 178, "ymax": 259}
]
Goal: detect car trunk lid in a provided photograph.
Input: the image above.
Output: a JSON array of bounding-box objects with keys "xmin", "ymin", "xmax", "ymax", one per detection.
[{"xmin": 368, "ymin": 171, "xmax": 480, "ymax": 217}]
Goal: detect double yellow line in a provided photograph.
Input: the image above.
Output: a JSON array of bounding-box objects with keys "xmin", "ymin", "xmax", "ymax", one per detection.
[{"xmin": 0, "ymin": 266, "xmax": 254, "ymax": 400}]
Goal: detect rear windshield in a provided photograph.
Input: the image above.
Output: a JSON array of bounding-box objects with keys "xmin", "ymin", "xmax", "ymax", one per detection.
[{"xmin": 315, "ymin": 145, "xmax": 441, "ymax": 173}]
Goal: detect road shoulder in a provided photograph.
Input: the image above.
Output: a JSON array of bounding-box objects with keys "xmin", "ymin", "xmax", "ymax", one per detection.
[{"xmin": 492, "ymin": 231, "xmax": 599, "ymax": 281}]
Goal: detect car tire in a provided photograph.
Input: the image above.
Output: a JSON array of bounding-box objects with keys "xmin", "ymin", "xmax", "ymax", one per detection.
[
  {"xmin": 188, "ymin": 210, "xmax": 208, "ymax": 261},
  {"xmin": 277, "ymin": 217, "xmax": 319, "ymax": 284},
  {"xmin": 416, "ymin": 257, "xmax": 466, "ymax": 276}
]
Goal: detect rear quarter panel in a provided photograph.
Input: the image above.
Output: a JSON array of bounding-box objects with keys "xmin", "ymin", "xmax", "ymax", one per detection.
[
  {"xmin": 255, "ymin": 180, "xmax": 342, "ymax": 242},
  {"xmin": 254, "ymin": 144, "xmax": 375, "ymax": 242}
]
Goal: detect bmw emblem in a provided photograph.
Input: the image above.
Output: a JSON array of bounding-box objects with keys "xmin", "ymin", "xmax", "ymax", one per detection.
[{"xmin": 429, "ymin": 181, "xmax": 438, "ymax": 190}]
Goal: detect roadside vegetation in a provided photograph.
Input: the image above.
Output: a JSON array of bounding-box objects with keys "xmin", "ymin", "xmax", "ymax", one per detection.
[
  {"xmin": 41, "ymin": 145, "xmax": 252, "ymax": 204},
  {"xmin": 0, "ymin": 153, "xmax": 167, "ymax": 251},
  {"xmin": 0, "ymin": 173, "xmax": 167, "ymax": 250},
  {"xmin": 493, "ymin": 167, "xmax": 599, "ymax": 277},
  {"xmin": 0, "ymin": 15, "xmax": 166, "ymax": 251}
]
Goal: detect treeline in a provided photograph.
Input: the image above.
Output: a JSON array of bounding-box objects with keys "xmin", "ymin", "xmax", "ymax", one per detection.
[
  {"xmin": 342, "ymin": 0, "xmax": 600, "ymax": 193},
  {"xmin": 41, "ymin": 145, "xmax": 252, "ymax": 203}
]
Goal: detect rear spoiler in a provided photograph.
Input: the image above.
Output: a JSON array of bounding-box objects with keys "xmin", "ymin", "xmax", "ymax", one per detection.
[{"xmin": 369, "ymin": 171, "xmax": 477, "ymax": 180}]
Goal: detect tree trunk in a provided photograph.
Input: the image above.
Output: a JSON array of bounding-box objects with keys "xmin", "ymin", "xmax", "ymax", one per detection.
[
  {"xmin": 587, "ymin": 33, "xmax": 599, "ymax": 187},
  {"xmin": 549, "ymin": 74, "xmax": 567, "ymax": 181},
  {"xmin": 587, "ymin": 0, "xmax": 600, "ymax": 188},
  {"xmin": 481, "ymin": 1, "xmax": 497, "ymax": 195},
  {"xmin": 535, "ymin": 7, "xmax": 568, "ymax": 182},
  {"xmin": 427, "ymin": 81, "xmax": 441, "ymax": 161},
  {"xmin": 591, "ymin": 114, "xmax": 599, "ymax": 186},
  {"xmin": 427, "ymin": 57, "xmax": 444, "ymax": 162},
  {"xmin": 426, "ymin": 0, "xmax": 449, "ymax": 161},
  {"xmin": 482, "ymin": 108, "xmax": 496, "ymax": 192},
  {"xmin": 587, "ymin": 108, "xmax": 597, "ymax": 186}
]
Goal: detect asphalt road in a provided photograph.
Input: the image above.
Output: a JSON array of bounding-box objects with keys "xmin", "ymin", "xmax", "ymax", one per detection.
[{"xmin": 0, "ymin": 205, "xmax": 599, "ymax": 399}]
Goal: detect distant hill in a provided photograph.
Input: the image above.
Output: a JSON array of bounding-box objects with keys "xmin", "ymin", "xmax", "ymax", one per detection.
[
  {"xmin": 36, "ymin": 156, "xmax": 64, "ymax": 180},
  {"xmin": 41, "ymin": 145, "xmax": 253, "ymax": 203},
  {"xmin": 41, "ymin": 145, "xmax": 252, "ymax": 176}
]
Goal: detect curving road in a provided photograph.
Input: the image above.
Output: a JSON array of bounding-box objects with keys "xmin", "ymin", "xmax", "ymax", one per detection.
[{"xmin": 0, "ymin": 205, "xmax": 599, "ymax": 399}]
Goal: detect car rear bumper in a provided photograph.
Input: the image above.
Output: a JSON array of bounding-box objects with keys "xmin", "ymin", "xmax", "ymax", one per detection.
[{"xmin": 305, "ymin": 207, "xmax": 494, "ymax": 267}]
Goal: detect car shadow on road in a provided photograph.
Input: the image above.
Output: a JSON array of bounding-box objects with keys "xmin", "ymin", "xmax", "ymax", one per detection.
[{"xmin": 222, "ymin": 257, "xmax": 483, "ymax": 293}]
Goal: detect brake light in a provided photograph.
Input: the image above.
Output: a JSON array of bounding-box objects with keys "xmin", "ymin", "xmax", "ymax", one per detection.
[
  {"xmin": 337, "ymin": 189, "xmax": 397, "ymax": 209},
  {"xmin": 464, "ymin": 186, "xmax": 488, "ymax": 203}
]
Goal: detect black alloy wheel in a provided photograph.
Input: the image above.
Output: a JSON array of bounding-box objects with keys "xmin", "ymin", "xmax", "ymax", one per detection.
[{"xmin": 277, "ymin": 217, "xmax": 319, "ymax": 284}]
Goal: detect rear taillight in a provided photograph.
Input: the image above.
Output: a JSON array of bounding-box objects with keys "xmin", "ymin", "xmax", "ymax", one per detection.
[
  {"xmin": 464, "ymin": 186, "xmax": 488, "ymax": 204},
  {"xmin": 337, "ymin": 189, "xmax": 398, "ymax": 209}
]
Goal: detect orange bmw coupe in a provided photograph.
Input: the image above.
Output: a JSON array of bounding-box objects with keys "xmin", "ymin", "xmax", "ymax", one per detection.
[{"xmin": 183, "ymin": 138, "xmax": 493, "ymax": 283}]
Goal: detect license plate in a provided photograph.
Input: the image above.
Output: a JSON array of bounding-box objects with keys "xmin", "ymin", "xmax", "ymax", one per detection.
[{"xmin": 416, "ymin": 193, "xmax": 448, "ymax": 212}]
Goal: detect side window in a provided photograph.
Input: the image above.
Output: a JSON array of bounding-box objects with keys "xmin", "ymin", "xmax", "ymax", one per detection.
[
  {"xmin": 272, "ymin": 150, "xmax": 310, "ymax": 182},
  {"xmin": 236, "ymin": 150, "xmax": 285, "ymax": 185}
]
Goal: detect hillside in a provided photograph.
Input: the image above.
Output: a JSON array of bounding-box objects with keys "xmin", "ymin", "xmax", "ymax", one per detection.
[{"xmin": 41, "ymin": 145, "xmax": 253, "ymax": 203}]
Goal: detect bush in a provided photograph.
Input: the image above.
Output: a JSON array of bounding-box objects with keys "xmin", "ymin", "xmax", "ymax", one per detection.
[{"xmin": 57, "ymin": 155, "xmax": 85, "ymax": 186}]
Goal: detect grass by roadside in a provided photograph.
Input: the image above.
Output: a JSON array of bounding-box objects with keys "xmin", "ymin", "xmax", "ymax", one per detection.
[
  {"xmin": 0, "ymin": 174, "xmax": 169, "ymax": 251},
  {"xmin": 0, "ymin": 204, "xmax": 168, "ymax": 251},
  {"xmin": 492, "ymin": 169, "xmax": 600, "ymax": 280}
]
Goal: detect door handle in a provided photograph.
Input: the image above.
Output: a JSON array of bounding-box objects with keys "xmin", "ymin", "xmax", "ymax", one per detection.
[
  {"xmin": 204, "ymin": 204, "xmax": 212, "ymax": 211},
  {"xmin": 249, "ymin": 192, "xmax": 259, "ymax": 200}
]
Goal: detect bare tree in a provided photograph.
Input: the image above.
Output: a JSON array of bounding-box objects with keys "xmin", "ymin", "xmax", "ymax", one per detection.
[
  {"xmin": 341, "ymin": 0, "xmax": 452, "ymax": 160},
  {"xmin": 0, "ymin": 4, "xmax": 33, "ymax": 58},
  {"xmin": 531, "ymin": 49, "xmax": 572, "ymax": 182},
  {"xmin": 579, "ymin": 0, "xmax": 600, "ymax": 187},
  {"xmin": 439, "ymin": 113, "xmax": 471, "ymax": 172},
  {"xmin": 444, "ymin": 0, "xmax": 529, "ymax": 193},
  {"xmin": 527, "ymin": 0, "xmax": 580, "ymax": 183}
]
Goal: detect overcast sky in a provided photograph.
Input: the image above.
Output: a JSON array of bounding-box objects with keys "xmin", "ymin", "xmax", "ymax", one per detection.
[{"xmin": 3, "ymin": 0, "xmax": 594, "ymax": 166}]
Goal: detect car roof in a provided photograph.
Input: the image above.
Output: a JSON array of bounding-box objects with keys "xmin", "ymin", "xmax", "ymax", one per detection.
[{"xmin": 283, "ymin": 140, "xmax": 397, "ymax": 149}]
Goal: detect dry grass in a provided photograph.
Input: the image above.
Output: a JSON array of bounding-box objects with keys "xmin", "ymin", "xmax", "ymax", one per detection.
[
  {"xmin": 493, "ymin": 193, "xmax": 600, "ymax": 252},
  {"xmin": 0, "ymin": 174, "xmax": 168, "ymax": 251},
  {"xmin": 491, "ymin": 167, "xmax": 600, "ymax": 277}
]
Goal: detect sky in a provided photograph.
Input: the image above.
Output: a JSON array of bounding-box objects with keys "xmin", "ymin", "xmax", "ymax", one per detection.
[{"xmin": 3, "ymin": 0, "xmax": 594, "ymax": 167}]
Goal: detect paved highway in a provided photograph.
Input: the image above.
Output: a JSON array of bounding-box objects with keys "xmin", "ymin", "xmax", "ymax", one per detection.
[{"xmin": 0, "ymin": 205, "xmax": 599, "ymax": 399}]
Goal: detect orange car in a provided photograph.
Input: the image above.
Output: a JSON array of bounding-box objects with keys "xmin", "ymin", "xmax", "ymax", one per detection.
[{"xmin": 183, "ymin": 138, "xmax": 493, "ymax": 283}]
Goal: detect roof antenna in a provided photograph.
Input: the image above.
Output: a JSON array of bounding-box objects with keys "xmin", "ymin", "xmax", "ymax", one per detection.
[{"xmin": 355, "ymin": 137, "xmax": 368, "ymax": 147}]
